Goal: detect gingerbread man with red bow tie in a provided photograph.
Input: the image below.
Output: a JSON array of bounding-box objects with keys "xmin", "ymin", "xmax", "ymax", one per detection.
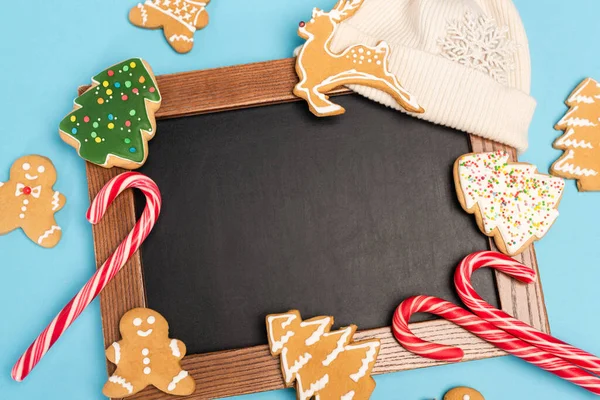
[{"xmin": 0, "ymin": 155, "xmax": 66, "ymax": 248}]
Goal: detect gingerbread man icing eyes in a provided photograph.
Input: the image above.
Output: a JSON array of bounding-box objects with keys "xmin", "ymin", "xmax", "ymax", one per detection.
[
  {"xmin": 0, "ymin": 155, "xmax": 66, "ymax": 248},
  {"xmin": 103, "ymin": 308, "xmax": 195, "ymax": 398}
]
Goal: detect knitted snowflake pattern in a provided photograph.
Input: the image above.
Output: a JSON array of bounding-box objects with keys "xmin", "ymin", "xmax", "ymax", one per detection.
[{"xmin": 438, "ymin": 11, "xmax": 517, "ymax": 86}]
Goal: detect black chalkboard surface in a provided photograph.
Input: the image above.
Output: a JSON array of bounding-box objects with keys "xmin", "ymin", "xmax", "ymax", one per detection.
[{"xmin": 136, "ymin": 94, "xmax": 496, "ymax": 355}]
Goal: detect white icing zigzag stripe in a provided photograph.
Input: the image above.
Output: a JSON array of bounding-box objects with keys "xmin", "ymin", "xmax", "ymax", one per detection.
[
  {"xmin": 112, "ymin": 342, "xmax": 121, "ymax": 364},
  {"xmin": 347, "ymin": 342, "xmax": 380, "ymax": 382},
  {"xmin": 108, "ymin": 375, "xmax": 133, "ymax": 394},
  {"xmin": 52, "ymin": 191, "xmax": 61, "ymax": 211},
  {"xmin": 170, "ymin": 339, "xmax": 181, "ymax": 357},
  {"xmin": 556, "ymin": 128, "xmax": 593, "ymax": 149},
  {"xmin": 167, "ymin": 370, "xmax": 189, "ymax": 391},
  {"xmin": 554, "ymin": 150, "xmax": 599, "ymax": 177},
  {"xmin": 301, "ymin": 317, "xmax": 331, "ymax": 346},
  {"xmin": 288, "ymin": 352, "xmax": 312, "ymax": 376},
  {"xmin": 170, "ymin": 34, "xmax": 194, "ymax": 43},
  {"xmin": 557, "ymin": 106, "xmax": 597, "ymax": 127},
  {"xmin": 138, "ymin": 3, "xmax": 149, "ymax": 25},
  {"xmin": 322, "ymin": 327, "xmax": 352, "ymax": 366},
  {"xmin": 298, "ymin": 374, "xmax": 329, "ymax": 400},
  {"xmin": 37, "ymin": 226, "xmax": 61, "ymax": 245},
  {"xmin": 341, "ymin": 390, "xmax": 356, "ymax": 400},
  {"xmin": 267, "ymin": 314, "xmax": 297, "ymax": 353}
]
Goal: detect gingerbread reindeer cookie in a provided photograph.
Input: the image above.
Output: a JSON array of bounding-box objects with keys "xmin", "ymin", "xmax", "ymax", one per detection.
[
  {"xmin": 129, "ymin": 0, "xmax": 210, "ymax": 53},
  {"xmin": 0, "ymin": 155, "xmax": 66, "ymax": 248},
  {"xmin": 103, "ymin": 308, "xmax": 195, "ymax": 398},
  {"xmin": 294, "ymin": 0, "xmax": 423, "ymax": 117}
]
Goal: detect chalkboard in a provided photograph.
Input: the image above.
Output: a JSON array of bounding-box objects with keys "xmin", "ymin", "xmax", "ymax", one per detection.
[
  {"xmin": 135, "ymin": 94, "xmax": 496, "ymax": 355},
  {"xmin": 86, "ymin": 59, "xmax": 549, "ymax": 399}
]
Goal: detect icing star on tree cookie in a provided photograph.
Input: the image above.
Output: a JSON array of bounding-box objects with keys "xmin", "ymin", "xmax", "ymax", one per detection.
[
  {"xmin": 0, "ymin": 155, "xmax": 66, "ymax": 248},
  {"xmin": 59, "ymin": 58, "xmax": 161, "ymax": 170},
  {"xmin": 129, "ymin": 0, "xmax": 210, "ymax": 54},
  {"xmin": 103, "ymin": 308, "xmax": 195, "ymax": 398},
  {"xmin": 454, "ymin": 151, "xmax": 564, "ymax": 256}
]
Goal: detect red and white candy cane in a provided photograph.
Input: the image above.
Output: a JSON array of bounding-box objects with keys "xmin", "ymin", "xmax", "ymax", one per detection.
[
  {"xmin": 392, "ymin": 295, "xmax": 600, "ymax": 395},
  {"xmin": 455, "ymin": 250, "xmax": 600, "ymax": 376},
  {"xmin": 12, "ymin": 172, "xmax": 161, "ymax": 382}
]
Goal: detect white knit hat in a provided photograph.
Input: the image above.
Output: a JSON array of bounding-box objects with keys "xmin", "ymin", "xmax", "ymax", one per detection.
[{"xmin": 329, "ymin": 0, "xmax": 536, "ymax": 152}]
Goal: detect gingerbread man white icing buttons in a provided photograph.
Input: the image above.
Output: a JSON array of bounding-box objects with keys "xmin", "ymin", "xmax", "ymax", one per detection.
[
  {"xmin": 0, "ymin": 155, "xmax": 66, "ymax": 248},
  {"xmin": 103, "ymin": 308, "xmax": 195, "ymax": 397},
  {"xmin": 444, "ymin": 386, "xmax": 484, "ymax": 400}
]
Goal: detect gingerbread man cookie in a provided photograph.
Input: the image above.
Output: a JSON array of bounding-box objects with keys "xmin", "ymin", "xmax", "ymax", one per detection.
[
  {"xmin": 129, "ymin": 0, "xmax": 210, "ymax": 53},
  {"xmin": 444, "ymin": 386, "xmax": 484, "ymax": 400},
  {"xmin": 103, "ymin": 308, "xmax": 195, "ymax": 398},
  {"xmin": 0, "ymin": 155, "xmax": 66, "ymax": 248}
]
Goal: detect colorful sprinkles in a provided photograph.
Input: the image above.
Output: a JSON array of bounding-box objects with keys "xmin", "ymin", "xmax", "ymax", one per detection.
[
  {"xmin": 58, "ymin": 58, "xmax": 161, "ymax": 167},
  {"xmin": 457, "ymin": 151, "xmax": 565, "ymax": 254}
]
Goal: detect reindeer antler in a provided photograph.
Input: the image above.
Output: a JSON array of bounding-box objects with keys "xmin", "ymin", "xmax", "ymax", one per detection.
[{"xmin": 330, "ymin": 0, "xmax": 364, "ymax": 22}]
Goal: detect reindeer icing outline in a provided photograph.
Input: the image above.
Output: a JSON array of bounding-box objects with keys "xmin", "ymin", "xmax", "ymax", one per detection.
[{"xmin": 294, "ymin": 0, "xmax": 424, "ymax": 117}]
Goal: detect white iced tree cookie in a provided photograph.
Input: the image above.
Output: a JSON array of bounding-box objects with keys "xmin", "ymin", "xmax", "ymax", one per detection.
[
  {"xmin": 103, "ymin": 308, "xmax": 195, "ymax": 397},
  {"xmin": 454, "ymin": 151, "xmax": 564, "ymax": 256},
  {"xmin": 266, "ymin": 310, "xmax": 380, "ymax": 400}
]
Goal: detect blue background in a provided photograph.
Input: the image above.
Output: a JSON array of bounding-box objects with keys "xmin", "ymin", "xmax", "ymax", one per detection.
[{"xmin": 0, "ymin": 0, "xmax": 598, "ymax": 399}]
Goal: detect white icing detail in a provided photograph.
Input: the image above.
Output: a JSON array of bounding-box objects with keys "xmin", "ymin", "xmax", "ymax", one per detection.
[
  {"xmin": 142, "ymin": 348, "xmax": 149, "ymax": 356},
  {"xmin": 297, "ymin": 373, "xmax": 329, "ymax": 400},
  {"xmin": 438, "ymin": 11, "xmax": 516, "ymax": 85},
  {"xmin": 22, "ymin": 163, "xmax": 30, "ymax": 171},
  {"xmin": 322, "ymin": 326, "xmax": 353, "ymax": 366},
  {"xmin": 169, "ymin": 34, "xmax": 194, "ymax": 43},
  {"xmin": 555, "ymin": 128, "xmax": 593, "ymax": 149},
  {"xmin": 557, "ymin": 106, "xmax": 597, "ymax": 128},
  {"xmin": 138, "ymin": 3, "xmax": 149, "ymax": 25},
  {"xmin": 52, "ymin": 191, "xmax": 61, "ymax": 211},
  {"xmin": 25, "ymin": 174, "xmax": 38, "ymax": 181},
  {"xmin": 147, "ymin": 316, "xmax": 156, "ymax": 324},
  {"xmin": 280, "ymin": 347, "xmax": 312, "ymax": 383},
  {"xmin": 133, "ymin": 318, "xmax": 142, "ymax": 326},
  {"xmin": 341, "ymin": 390, "xmax": 355, "ymax": 400},
  {"xmin": 463, "ymin": 395, "xmax": 471, "ymax": 400},
  {"xmin": 568, "ymin": 78, "xmax": 600, "ymax": 104},
  {"xmin": 554, "ymin": 150, "xmax": 599, "ymax": 177},
  {"xmin": 144, "ymin": 367, "xmax": 151, "ymax": 374},
  {"xmin": 37, "ymin": 166, "xmax": 45, "ymax": 173},
  {"xmin": 108, "ymin": 375, "xmax": 133, "ymax": 394},
  {"xmin": 170, "ymin": 339, "xmax": 181, "ymax": 357},
  {"xmin": 301, "ymin": 317, "xmax": 331, "ymax": 346},
  {"xmin": 37, "ymin": 226, "xmax": 61, "ymax": 244},
  {"xmin": 167, "ymin": 370, "xmax": 189, "ymax": 391},
  {"xmin": 19, "ymin": 214, "xmax": 25, "ymax": 219},
  {"xmin": 0, "ymin": 182, "xmax": 4, "ymax": 187},
  {"xmin": 144, "ymin": 1, "xmax": 197, "ymax": 32},
  {"xmin": 112, "ymin": 342, "xmax": 121, "ymax": 364},
  {"xmin": 15, "ymin": 184, "xmax": 41, "ymax": 198},
  {"xmin": 267, "ymin": 314, "xmax": 297, "ymax": 353},
  {"xmin": 143, "ymin": 357, "xmax": 150, "ymax": 364},
  {"xmin": 347, "ymin": 341, "xmax": 380, "ymax": 382},
  {"xmin": 21, "ymin": 206, "xmax": 27, "ymax": 212},
  {"xmin": 137, "ymin": 329, "xmax": 153, "ymax": 337},
  {"xmin": 23, "ymin": 199, "xmax": 29, "ymax": 204}
]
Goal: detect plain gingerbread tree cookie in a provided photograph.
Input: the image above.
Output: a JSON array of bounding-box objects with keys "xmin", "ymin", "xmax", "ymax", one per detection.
[
  {"xmin": 103, "ymin": 308, "xmax": 195, "ymax": 398},
  {"xmin": 0, "ymin": 155, "xmax": 66, "ymax": 248}
]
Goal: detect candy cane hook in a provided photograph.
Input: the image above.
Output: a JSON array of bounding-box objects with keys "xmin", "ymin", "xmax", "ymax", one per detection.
[
  {"xmin": 12, "ymin": 172, "xmax": 161, "ymax": 382},
  {"xmin": 455, "ymin": 250, "xmax": 600, "ymax": 376},
  {"xmin": 392, "ymin": 295, "xmax": 600, "ymax": 395}
]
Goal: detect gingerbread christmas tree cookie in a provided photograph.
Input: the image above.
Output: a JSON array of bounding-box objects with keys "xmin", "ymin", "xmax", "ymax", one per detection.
[
  {"xmin": 454, "ymin": 151, "xmax": 565, "ymax": 256},
  {"xmin": 59, "ymin": 58, "xmax": 161, "ymax": 170},
  {"xmin": 103, "ymin": 308, "xmax": 195, "ymax": 397},
  {"xmin": 0, "ymin": 155, "xmax": 66, "ymax": 248},
  {"xmin": 552, "ymin": 78, "xmax": 600, "ymax": 191},
  {"xmin": 266, "ymin": 310, "xmax": 380, "ymax": 400},
  {"xmin": 129, "ymin": 0, "xmax": 210, "ymax": 54}
]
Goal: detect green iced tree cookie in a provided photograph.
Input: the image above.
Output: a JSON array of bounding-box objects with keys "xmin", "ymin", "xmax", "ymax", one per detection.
[{"xmin": 59, "ymin": 58, "xmax": 162, "ymax": 169}]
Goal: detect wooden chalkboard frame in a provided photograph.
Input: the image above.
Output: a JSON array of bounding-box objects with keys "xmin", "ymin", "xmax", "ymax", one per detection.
[{"xmin": 83, "ymin": 58, "xmax": 550, "ymax": 400}]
